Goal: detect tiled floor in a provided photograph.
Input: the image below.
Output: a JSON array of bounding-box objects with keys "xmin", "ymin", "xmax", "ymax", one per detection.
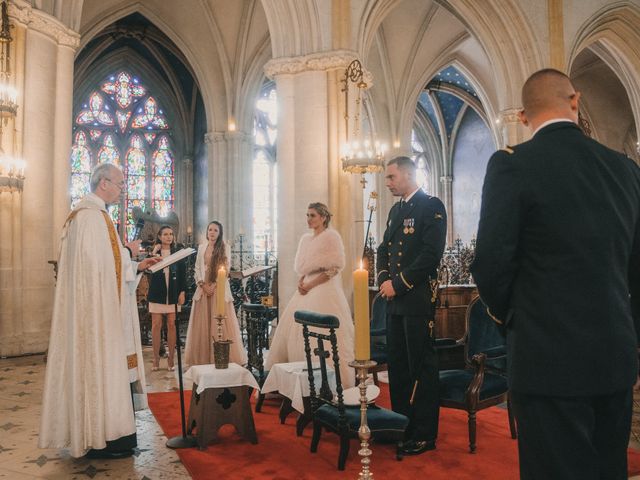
[
  {"xmin": 2, "ymin": 350, "xmax": 640, "ymax": 479},
  {"xmin": 0, "ymin": 349, "xmax": 189, "ymax": 479}
]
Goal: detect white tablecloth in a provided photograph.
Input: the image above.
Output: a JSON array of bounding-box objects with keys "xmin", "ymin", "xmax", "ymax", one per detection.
[
  {"xmin": 185, "ymin": 363, "xmax": 260, "ymax": 394},
  {"xmin": 261, "ymin": 361, "xmax": 337, "ymax": 413}
]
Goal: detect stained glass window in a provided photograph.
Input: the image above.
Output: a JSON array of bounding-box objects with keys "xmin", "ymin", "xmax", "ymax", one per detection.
[
  {"xmin": 253, "ymin": 82, "xmax": 277, "ymax": 253},
  {"xmin": 70, "ymin": 70, "xmax": 176, "ymax": 240},
  {"xmin": 151, "ymin": 136, "xmax": 174, "ymax": 217}
]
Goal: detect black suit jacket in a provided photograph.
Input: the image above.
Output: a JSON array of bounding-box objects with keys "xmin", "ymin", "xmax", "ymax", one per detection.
[
  {"xmin": 471, "ymin": 122, "xmax": 640, "ymax": 396},
  {"xmin": 147, "ymin": 246, "xmax": 187, "ymax": 305},
  {"xmin": 376, "ymin": 189, "xmax": 447, "ymax": 317}
]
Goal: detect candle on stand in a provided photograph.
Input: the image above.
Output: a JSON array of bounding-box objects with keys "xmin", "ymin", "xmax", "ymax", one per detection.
[
  {"xmin": 216, "ymin": 266, "xmax": 226, "ymax": 317},
  {"xmin": 353, "ymin": 260, "xmax": 370, "ymax": 361}
]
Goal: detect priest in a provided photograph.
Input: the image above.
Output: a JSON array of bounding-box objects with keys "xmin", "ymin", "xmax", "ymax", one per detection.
[{"xmin": 39, "ymin": 163, "xmax": 160, "ymax": 459}]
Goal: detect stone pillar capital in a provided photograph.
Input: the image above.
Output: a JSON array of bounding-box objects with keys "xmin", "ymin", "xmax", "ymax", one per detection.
[
  {"xmin": 224, "ymin": 131, "xmax": 253, "ymax": 144},
  {"xmin": 499, "ymin": 108, "xmax": 522, "ymax": 126},
  {"xmin": 9, "ymin": 1, "xmax": 80, "ymax": 49},
  {"xmin": 204, "ymin": 131, "xmax": 225, "ymax": 145},
  {"xmin": 265, "ymin": 49, "xmax": 365, "ymax": 80}
]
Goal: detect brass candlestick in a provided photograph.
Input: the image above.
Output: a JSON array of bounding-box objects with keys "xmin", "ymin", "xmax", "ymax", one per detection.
[
  {"xmin": 213, "ymin": 314, "xmax": 232, "ymax": 369},
  {"xmin": 349, "ymin": 359, "xmax": 377, "ymax": 480}
]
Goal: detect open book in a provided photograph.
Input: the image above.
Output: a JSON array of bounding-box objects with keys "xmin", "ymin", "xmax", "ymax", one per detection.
[
  {"xmin": 229, "ymin": 264, "xmax": 275, "ymax": 279},
  {"xmin": 145, "ymin": 247, "xmax": 196, "ymax": 274}
]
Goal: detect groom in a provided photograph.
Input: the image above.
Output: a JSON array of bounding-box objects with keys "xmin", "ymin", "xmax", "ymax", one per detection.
[{"xmin": 376, "ymin": 156, "xmax": 447, "ymax": 455}]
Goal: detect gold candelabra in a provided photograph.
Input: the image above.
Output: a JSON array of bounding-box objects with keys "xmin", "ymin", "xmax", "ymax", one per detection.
[{"xmin": 349, "ymin": 359, "xmax": 377, "ymax": 479}]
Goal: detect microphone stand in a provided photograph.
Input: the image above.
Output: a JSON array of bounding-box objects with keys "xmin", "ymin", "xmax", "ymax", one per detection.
[{"xmin": 166, "ymin": 261, "xmax": 197, "ymax": 449}]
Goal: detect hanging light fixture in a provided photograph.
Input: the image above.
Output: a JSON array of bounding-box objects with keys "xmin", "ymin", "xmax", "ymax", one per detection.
[
  {"xmin": 0, "ymin": 155, "xmax": 24, "ymax": 191},
  {"xmin": 0, "ymin": 0, "xmax": 22, "ymax": 193},
  {"xmin": 0, "ymin": 0, "xmax": 16, "ymax": 120},
  {"xmin": 340, "ymin": 59, "xmax": 387, "ymax": 180}
]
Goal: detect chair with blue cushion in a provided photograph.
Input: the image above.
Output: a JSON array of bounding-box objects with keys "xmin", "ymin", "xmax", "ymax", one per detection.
[
  {"xmin": 439, "ymin": 296, "xmax": 517, "ymax": 453},
  {"xmin": 294, "ymin": 310, "xmax": 408, "ymax": 471}
]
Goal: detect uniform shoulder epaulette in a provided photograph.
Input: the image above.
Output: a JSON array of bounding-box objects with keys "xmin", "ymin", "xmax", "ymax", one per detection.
[{"xmin": 501, "ymin": 145, "xmax": 515, "ymax": 154}]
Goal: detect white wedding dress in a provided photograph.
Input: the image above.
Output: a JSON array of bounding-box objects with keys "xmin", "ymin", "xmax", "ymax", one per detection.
[{"xmin": 266, "ymin": 229, "xmax": 355, "ymax": 387}]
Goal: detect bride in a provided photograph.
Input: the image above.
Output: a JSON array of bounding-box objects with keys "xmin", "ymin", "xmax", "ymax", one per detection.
[{"xmin": 266, "ymin": 202, "xmax": 355, "ymax": 387}]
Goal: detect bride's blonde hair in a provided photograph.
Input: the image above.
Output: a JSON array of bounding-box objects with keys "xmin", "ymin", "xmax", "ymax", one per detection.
[{"xmin": 308, "ymin": 202, "xmax": 332, "ymax": 228}]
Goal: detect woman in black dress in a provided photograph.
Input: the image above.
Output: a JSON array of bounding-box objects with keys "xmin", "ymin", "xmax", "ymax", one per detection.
[{"xmin": 147, "ymin": 225, "xmax": 186, "ymax": 371}]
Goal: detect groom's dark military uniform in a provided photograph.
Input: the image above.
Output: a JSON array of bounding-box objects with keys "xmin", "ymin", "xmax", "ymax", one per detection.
[
  {"xmin": 471, "ymin": 121, "xmax": 640, "ymax": 479},
  {"xmin": 376, "ymin": 189, "xmax": 447, "ymax": 444}
]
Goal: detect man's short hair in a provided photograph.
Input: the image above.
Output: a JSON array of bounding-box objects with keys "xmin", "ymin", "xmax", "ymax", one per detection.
[
  {"xmin": 89, "ymin": 163, "xmax": 119, "ymax": 192},
  {"xmin": 521, "ymin": 68, "xmax": 576, "ymax": 118},
  {"xmin": 386, "ymin": 156, "xmax": 416, "ymax": 172}
]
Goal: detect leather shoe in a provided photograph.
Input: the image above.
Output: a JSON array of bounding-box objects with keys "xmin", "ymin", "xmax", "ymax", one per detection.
[
  {"xmin": 85, "ymin": 448, "xmax": 134, "ymax": 459},
  {"xmin": 400, "ymin": 439, "xmax": 436, "ymax": 456}
]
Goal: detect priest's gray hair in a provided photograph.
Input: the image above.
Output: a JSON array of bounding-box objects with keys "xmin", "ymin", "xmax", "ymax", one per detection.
[{"xmin": 90, "ymin": 163, "xmax": 120, "ymax": 192}]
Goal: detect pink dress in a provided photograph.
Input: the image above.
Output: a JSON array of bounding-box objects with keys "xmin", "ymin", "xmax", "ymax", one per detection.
[{"xmin": 184, "ymin": 244, "xmax": 247, "ymax": 366}]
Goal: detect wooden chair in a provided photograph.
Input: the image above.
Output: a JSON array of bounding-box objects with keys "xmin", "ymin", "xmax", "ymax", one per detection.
[
  {"xmin": 295, "ymin": 310, "xmax": 408, "ymax": 471},
  {"xmin": 439, "ymin": 296, "xmax": 517, "ymax": 453},
  {"xmin": 241, "ymin": 303, "xmax": 277, "ymax": 412}
]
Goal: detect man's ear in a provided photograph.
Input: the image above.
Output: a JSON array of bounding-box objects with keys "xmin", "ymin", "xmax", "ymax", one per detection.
[
  {"xmin": 518, "ymin": 109, "xmax": 529, "ymax": 127},
  {"xmin": 570, "ymin": 91, "xmax": 581, "ymax": 112}
]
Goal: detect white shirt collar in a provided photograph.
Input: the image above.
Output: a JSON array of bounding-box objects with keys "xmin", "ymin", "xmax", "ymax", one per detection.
[
  {"xmin": 403, "ymin": 186, "xmax": 421, "ymax": 203},
  {"xmin": 532, "ymin": 118, "xmax": 576, "ymax": 137}
]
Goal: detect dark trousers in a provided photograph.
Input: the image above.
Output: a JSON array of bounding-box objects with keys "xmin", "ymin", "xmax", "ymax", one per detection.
[
  {"xmin": 387, "ymin": 313, "xmax": 439, "ymax": 442},
  {"xmin": 511, "ymin": 388, "xmax": 632, "ymax": 480}
]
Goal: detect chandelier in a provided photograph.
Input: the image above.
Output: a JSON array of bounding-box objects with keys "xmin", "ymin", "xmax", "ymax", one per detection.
[
  {"xmin": 340, "ymin": 59, "xmax": 387, "ymax": 178},
  {"xmin": 0, "ymin": 0, "xmax": 22, "ymax": 194},
  {"xmin": 0, "ymin": 155, "xmax": 24, "ymax": 191},
  {"xmin": 0, "ymin": 0, "xmax": 16, "ymax": 119}
]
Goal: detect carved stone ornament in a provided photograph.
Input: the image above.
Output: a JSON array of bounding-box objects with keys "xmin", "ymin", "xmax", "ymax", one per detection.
[
  {"xmin": 204, "ymin": 132, "xmax": 225, "ymax": 144},
  {"xmin": 499, "ymin": 108, "xmax": 521, "ymax": 125},
  {"xmin": 8, "ymin": 1, "xmax": 80, "ymax": 48},
  {"xmin": 264, "ymin": 49, "xmax": 362, "ymax": 79}
]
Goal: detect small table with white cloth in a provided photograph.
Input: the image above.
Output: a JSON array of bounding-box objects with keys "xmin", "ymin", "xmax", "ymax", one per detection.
[
  {"xmin": 261, "ymin": 361, "xmax": 337, "ymax": 436},
  {"xmin": 185, "ymin": 363, "xmax": 259, "ymax": 449}
]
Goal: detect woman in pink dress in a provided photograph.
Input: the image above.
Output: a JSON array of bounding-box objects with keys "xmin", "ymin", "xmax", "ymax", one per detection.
[{"xmin": 184, "ymin": 221, "xmax": 247, "ymax": 366}]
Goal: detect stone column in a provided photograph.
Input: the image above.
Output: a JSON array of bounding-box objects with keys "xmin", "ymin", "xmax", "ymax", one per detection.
[
  {"xmin": 203, "ymin": 130, "xmax": 253, "ymax": 248},
  {"xmin": 204, "ymin": 131, "xmax": 226, "ymax": 244},
  {"xmin": 265, "ymin": 50, "xmax": 358, "ymax": 303},
  {"xmin": 0, "ymin": 191, "xmax": 22, "ymax": 356},
  {"xmin": 181, "ymin": 155, "xmax": 193, "ymax": 242},
  {"xmin": 52, "ymin": 40, "xmax": 76, "ymax": 251},
  {"xmin": 2, "ymin": 4, "xmax": 79, "ymax": 355},
  {"xmin": 224, "ymin": 131, "xmax": 253, "ymax": 243},
  {"xmin": 440, "ymin": 175, "xmax": 454, "ymax": 245}
]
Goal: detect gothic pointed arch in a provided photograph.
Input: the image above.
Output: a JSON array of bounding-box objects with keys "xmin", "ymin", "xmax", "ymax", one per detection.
[
  {"xmin": 73, "ymin": 12, "xmax": 206, "ymax": 238},
  {"xmin": 70, "ymin": 70, "xmax": 177, "ymax": 239},
  {"xmin": 568, "ymin": 2, "xmax": 640, "ymax": 155}
]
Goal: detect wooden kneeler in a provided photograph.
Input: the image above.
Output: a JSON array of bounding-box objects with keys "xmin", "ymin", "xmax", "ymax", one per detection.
[{"xmin": 187, "ymin": 383, "xmax": 258, "ymax": 449}]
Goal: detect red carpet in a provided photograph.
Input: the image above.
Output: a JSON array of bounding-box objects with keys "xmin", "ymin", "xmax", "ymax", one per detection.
[{"xmin": 148, "ymin": 385, "xmax": 640, "ymax": 480}]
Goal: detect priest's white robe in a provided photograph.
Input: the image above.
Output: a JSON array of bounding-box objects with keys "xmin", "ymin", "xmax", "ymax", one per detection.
[{"xmin": 39, "ymin": 193, "xmax": 147, "ymax": 457}]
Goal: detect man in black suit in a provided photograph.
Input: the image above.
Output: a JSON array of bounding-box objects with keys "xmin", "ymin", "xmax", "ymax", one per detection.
[
  {"xmin": 471, "ymin": 68, "xmax": 640, "ymax": 479},
  {"xmin": 377, "ymin": 156, "xmax": 447, "ymax": 455}
]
